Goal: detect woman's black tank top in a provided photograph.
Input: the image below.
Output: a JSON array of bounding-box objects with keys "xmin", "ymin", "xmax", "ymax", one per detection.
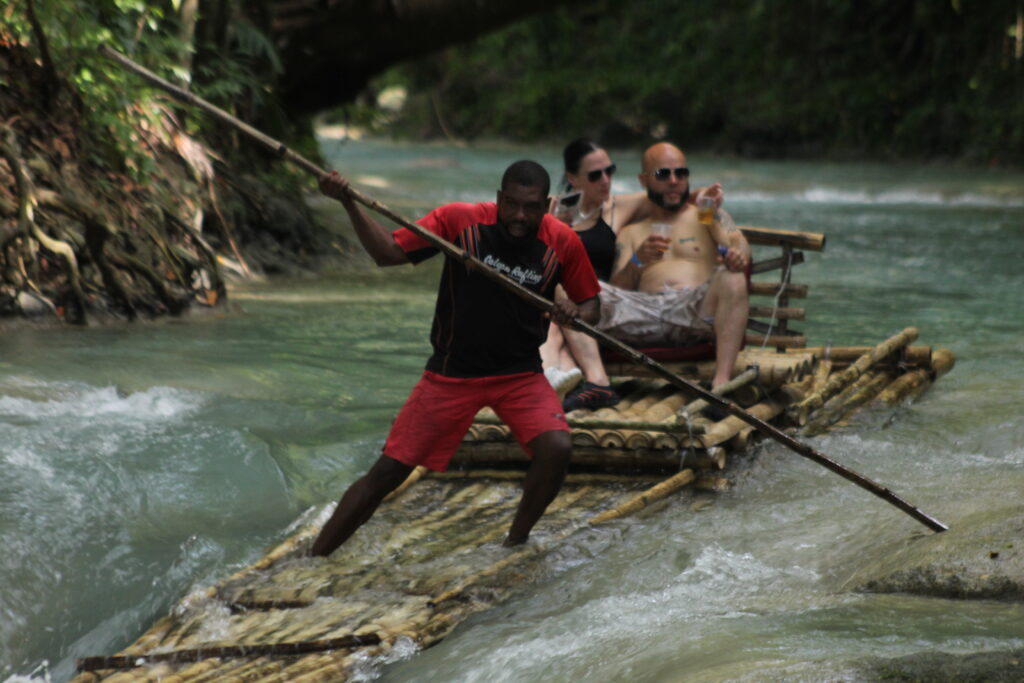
[{"xmin": 576, "ymin": 216, "xmax": 616, "ymax": 282}]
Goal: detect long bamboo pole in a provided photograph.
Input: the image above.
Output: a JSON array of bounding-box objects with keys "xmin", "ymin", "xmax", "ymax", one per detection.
[
  {"xmin": 100, "ymin": 47, "xmax": 948, "ymax": 534},
  {"xmin": 678, "ymin": 366, "xmax": 760, "ymax": 418},
  {"xmin": 588, "ymin": 468, "xmax": 696, "ymax": 524}
]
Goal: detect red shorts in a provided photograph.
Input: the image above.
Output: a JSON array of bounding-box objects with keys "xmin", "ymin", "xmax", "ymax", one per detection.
[{"xmin": 383, "ymin": 370, "xmax": 569, "ymax": 472}]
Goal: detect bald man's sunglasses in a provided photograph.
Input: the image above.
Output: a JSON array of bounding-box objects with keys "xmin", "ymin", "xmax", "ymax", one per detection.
[
  {"xmin": 650, "ymin": 167, "xmax": 690, "ymax": 181},
  {"xmin": 586, "ymin": 164, "xmax": 616, "ymax": 182}
]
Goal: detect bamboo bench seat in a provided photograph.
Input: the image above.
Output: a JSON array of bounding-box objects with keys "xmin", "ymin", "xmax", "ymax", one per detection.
[{"xmin": 601, "ymin": 224, "xmax": 826, "ymax": 372}]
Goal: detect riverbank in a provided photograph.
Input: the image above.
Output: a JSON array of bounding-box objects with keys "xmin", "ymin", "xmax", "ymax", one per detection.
[{"xmin": 0, "ymin": 39, "xmax": 361, "ymax": 329}]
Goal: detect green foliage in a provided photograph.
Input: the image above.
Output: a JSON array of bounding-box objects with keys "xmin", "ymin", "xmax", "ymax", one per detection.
[
  {"xmin": 191, "ymin": 11, "xmax": 286, "ymax": 133},
  {"xmin": 381, "ymin": 0, "xmax": 1024, "ymax": 163},
  {"xmin": 3, "ymin": 0, "xmax": 184, "ymax": 176},
  {"xmin": 1, "ymin": 0, "xmax": 291, "ymax": 177}
]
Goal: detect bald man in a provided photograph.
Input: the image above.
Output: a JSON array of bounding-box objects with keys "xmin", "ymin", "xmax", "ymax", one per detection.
[{"xmin": 601, "ymin": 143, "xmax": 750, "ymax": 389}]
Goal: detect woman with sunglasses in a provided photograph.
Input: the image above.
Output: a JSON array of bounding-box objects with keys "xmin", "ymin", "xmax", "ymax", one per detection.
[
  {"xmin": 542, "ymin": 139, "xmax": 629, "ymax": 404},
  {"xmin": 551, "ymin": 138, "xmax": 662, "ymax": 279},
  {"xmin": 542, "ymin": 139, "xmax": 723, "ymax": 410},
  {"xmin": 542, "ymin": 140, "xmax": 662, "ymax": 406}
]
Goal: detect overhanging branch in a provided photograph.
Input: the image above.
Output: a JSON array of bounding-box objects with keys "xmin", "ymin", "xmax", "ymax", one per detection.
[{"xmin": 270, "ymin": 0, "xmax": 587, "ymax": 113}]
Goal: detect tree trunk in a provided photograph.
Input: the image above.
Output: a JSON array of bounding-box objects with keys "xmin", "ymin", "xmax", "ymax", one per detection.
[{"xmin": 178, "ymin": 0, "xmax": 200, "ymax": 77}]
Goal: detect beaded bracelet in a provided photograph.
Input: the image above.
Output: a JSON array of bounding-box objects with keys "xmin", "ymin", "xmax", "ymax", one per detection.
[{"xmin": 630, "ymin": 253, "xmax": 643, "ymax": 267}]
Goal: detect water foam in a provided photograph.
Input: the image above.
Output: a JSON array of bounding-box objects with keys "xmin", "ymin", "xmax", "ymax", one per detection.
[
  {"xmin": 0, "ymin": 383, "xmax": 200, "ymax": 422},
  {"xmin": 384, "ymin": 184, "xmax": 1024, "ymax": 212},
  {"xmin": 491, "ymin": 546, "xmax": 811, "ymax": 661},
  {"xmin": 2, "ymin": 659, "xmax": 51, "ymax": 683},
  {"xmin": 726, "ymin": 187, "xmax": 1024, "ymax": 207}
]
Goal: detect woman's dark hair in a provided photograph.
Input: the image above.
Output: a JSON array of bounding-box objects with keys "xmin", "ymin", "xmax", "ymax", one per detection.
[
  {"xmin": 561, "ymin": 138, "xmax": 603, "ymax": 193},
  {"xmin": 562, "ymin": 138, "xmax": 601, "ymax": 174}
]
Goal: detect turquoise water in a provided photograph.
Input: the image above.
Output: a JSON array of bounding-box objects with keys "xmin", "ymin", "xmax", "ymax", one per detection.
[{"xmin": 2, "ymin": 139, "xmax": 1023, "ymax": 681}]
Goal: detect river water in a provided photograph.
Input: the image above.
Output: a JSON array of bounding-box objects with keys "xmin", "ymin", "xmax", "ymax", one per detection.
[{"xmin": 2, "ymin": 139, "xmax": 1023, "ymax": 682}]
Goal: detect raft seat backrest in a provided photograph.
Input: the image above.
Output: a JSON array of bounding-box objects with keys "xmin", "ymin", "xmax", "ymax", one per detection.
[{"xmin": 742, "ymin": 225, "xmax": 826, "ymax": 352}]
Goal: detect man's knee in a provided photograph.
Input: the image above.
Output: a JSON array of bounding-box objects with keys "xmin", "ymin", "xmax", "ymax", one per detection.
[
  {"xmin": 365, "ymin": 455, "xmax": 414, "ymax": 493},
  {"xmin": 710, "ymin": 271, "xmax": 748, "ymax": 313},
  {"xmin": 719, "ymin": 269, "xmax": 747, "ymax": 295},
  {"xmin": 528, "ymin": 430, "xmax": 572, "ymax": 467}
]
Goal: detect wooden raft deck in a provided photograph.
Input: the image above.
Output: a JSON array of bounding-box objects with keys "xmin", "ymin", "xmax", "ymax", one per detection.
[
  {"xmin": 71, "ymin": 226, "xmax": 958, "ymax": 681},
  {"xmin": 72, "ymin": 333, "xmax": 955, "ymax": 682},
  {"xmin": 72, "ymin": 474, "xmax": 682, "ymax": 682}
]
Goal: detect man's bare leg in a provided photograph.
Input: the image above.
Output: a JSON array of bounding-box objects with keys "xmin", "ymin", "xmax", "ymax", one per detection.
[
  {"xmin": 504, "ymin": 430, "xmax": 572, "ymax": 546},
  {"xmin": 702, "ymin": 269, "xmax": 749, "ymax": 388},
  {"xmin": 561, "ymin": 327, "xmax": 611, "ymax": 386},
  {"xmin": 309, "ymin": 455, "xmax": 414, "ymax": 557}
]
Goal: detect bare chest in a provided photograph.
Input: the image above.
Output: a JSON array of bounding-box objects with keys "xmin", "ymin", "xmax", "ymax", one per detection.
[{"xmin": 666, "ymin": 226, "xmax": 716, "ymax": 261}]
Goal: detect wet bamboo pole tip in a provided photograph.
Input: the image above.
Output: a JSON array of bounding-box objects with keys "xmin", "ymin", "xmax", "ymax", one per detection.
[
  {"xmin": 384, "ymin": 465, "xmax": 428, "ymax": 502},
  {"xmin": 930, "ymin": 347, "xmax": 956, "ymax": 379}
]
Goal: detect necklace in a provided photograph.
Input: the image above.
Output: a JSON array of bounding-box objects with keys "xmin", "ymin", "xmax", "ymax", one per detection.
[{"xmin": 572, "ymin": 201, "xmax": 602, "ymax": 227}]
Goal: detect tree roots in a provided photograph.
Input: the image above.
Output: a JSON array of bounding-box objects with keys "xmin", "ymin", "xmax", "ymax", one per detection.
[{"xmin": 0, "ymin": 117, "xmax": 224, "ymax": 325}]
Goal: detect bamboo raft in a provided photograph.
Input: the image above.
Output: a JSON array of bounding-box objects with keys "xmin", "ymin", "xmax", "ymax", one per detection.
[{"xmin": 71, "ymin": 226, "xmax": 956, "ymax": 682}]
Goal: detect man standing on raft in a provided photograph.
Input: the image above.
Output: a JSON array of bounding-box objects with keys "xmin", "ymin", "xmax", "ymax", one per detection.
[{"xmin": 310, "ymin": 161, "xmax": 601, "ymax": 555}]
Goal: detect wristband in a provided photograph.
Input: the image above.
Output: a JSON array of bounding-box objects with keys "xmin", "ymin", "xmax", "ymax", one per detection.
[{"xmin": 630, "ymin": 253, "xmax": 643, "ymax": 267}]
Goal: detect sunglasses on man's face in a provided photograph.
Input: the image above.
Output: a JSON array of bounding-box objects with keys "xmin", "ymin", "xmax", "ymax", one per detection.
[
  {"xmin": 650, "ymin": 167, "xmax": 690, "ymax": 181},
  {"xmin": 586, "ymin": 164, "xmax": 616, "ymax": 182}
]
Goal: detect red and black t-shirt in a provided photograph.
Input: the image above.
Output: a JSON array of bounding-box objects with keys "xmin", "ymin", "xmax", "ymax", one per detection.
[{"xmin": 393, "ymin": 202, "xmax": 600, "ymax": 378}]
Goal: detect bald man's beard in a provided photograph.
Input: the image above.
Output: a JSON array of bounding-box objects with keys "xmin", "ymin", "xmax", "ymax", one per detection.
[{"xmin": 646, "ymin": 187, "xmax": 690, "ymax": 211}]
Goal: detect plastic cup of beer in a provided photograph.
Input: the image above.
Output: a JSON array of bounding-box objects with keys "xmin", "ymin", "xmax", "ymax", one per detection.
[
  {"xmin": 697, "ymin": 196, "xmax": 716, "ymax": 225},
  {"xmin": 650, "ymin": 223, "xmax": 671, "ymax": 252}
]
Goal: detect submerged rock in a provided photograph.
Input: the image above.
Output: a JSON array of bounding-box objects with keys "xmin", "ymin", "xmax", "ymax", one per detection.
[
  {"xmin": 16, "ymin": 290, "xmax": 53, "ymax": 317},
  {"xmin": 856, "ymin": 649, "xmax": 1024, "ymax": 682},
  {"xmin": 842, "ymin": 505, "xmax": 1024, "ymax": 600}
]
